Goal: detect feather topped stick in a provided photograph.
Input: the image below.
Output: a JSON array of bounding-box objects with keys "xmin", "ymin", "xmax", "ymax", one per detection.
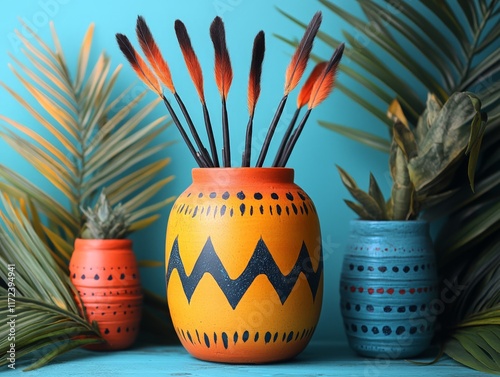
[
  {"xmin": 255, "ymin": 11, "xmax": 322, "ymax": 167},
  {"xmin": 210, "ymin": 16, "xmax": 233, "ymax": 167},
  {"xmin": 272, "ymin": 61, "xmax": 327, "ymax": 167},
  {"xmin": 175, "ymin": 20, "xmax": 220, "ymax": 167},
  {"xmin": 115, "ymin": 33, "xmax": 162, "ymax": 96},
  {"xmin": 242, "ymin": 31, "xmax": 265, "ymax": 167},
  {"xmin": 278, "ymin": 43, "xmax": 345, "ymax": 167},
  {"xmin": 135, "ymin": 16, "xmax": 213, "ymax": 166},
  {"xmin": 115, "ymin": 32, "xmax": 203, "ymax": 167}
]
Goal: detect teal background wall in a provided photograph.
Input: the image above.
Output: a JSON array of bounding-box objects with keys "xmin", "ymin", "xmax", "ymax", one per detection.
[{"xmin": 0, "ymin": 1, "xmax": 392, "ymax": 343}]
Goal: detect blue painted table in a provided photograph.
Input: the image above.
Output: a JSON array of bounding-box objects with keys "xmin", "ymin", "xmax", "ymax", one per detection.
[{"xmin": 7, "ymin": 342, "xmax": 488, "ymax": 376}]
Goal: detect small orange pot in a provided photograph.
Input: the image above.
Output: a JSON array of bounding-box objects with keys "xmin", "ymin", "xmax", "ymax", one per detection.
[
  {"xmin": 70, "ymin": 239, "xmax": 143, "ymax": 350},
  {"xmin": 165, "ymin": 168, "xmax": 323, "ymax": 363}
]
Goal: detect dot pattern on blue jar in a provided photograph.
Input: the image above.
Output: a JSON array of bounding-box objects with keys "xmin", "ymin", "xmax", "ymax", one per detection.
[
  {"xmin": 342, "ymin": 301, "xmax": 430, "ymax": 314},
  {"xmin": 347, "ymin": 263, "xmax": 433, "ymax": 274},
  {"xmin": 342, "ymin": 321, "xmax": 432, "ymax": 336},
  {"xmin": 341, "ymin": 283, "xmax": 435, "ymax": 295}
]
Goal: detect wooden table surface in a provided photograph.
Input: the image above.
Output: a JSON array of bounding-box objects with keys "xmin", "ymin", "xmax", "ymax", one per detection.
[{"xmin": 7, "ymin": 341, "xmax": 488, "ymax": 376}]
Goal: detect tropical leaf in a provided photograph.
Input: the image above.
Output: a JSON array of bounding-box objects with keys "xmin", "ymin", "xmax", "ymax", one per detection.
[
  {"xmin": 279, "ymin": 0, "xmax": 500, "ymax": 147},
  {"xmin": 407, "ymin": 92, "xmax": 476, "ymax": 194},
  {"xmin": 368, "ymin": 173, "xmax": 387, "ymax": 219},
  {"xmin": 439, "ymin": 238, "xmax": 500, "ymax": 373},
  {"xmin": 444, "ymin": 325, "xmax": 500, "ymax": 375},
  {"xmin": 318, "ymin": 121, "xmax": 390, "ymax": 153},
  {"xmin": 0, "ymin": 197, "xmax": 103, "ymax": 370},
  {"xmin": 0, "ymin": 21, "xmax": 173, "ymax": 262},
  {"xmin": 436, "ymin": 199, "xmax": 500, "ymax": 264},
  {"xmin": 389, "ymin": 143, "xmax": 414, "ymax": 220},
  {"xmin": 336, "ymin": 165, "xmax": 387, "ymax": 220}
]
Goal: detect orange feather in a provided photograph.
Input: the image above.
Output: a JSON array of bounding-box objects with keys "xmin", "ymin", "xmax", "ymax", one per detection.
[
  {"xmin": 175, "ymin": 20, "xmax": 205, "ymax": 102},
  {"xmin": 284, "ymin": 12, "xmax": 322, "ymax": 95},
  {"xmin": 116, "ymin": 33, "xmax": 161, "ymax": 95},
  {"xmin": 297, "ymin": 61, "xmax": 327, "ymax": 108},
  {"xmin": 136, "ymin": 16, "xmax": 175, "ymax": 93},
  {"xmin": 210, "ymin": 17, "xmax": 233, "ymax": 99},
  {"xmin": 308, "ymin": 43, "xmax": 345, "ymax": 109}
]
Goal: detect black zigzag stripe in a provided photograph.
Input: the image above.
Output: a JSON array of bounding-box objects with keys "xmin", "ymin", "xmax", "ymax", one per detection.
[{"xmin": 166, "ymin": 237, "xmax": 323, "ymax": 309}]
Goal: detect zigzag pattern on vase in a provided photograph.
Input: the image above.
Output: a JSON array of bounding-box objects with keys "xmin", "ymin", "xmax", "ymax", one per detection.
[{"xmin": 166, "ymin": 237, "xmax": 323, "ymax": 309}]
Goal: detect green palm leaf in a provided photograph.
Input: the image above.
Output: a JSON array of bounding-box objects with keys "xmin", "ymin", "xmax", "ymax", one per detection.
[
  {"xmin": 0, "ymin": 197, "xmax": 103, "ymax": 370},
  {"xmin": 319, "ymin": 121, "xmax": 390, "ymax": 153},
  {"xmin": 445, "ymin": 326, "xmax": 500, "ymax": 375}
]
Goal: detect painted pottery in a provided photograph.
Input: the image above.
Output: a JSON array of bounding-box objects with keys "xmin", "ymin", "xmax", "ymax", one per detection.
[
  {"xmin": 70, "ymin": 239, "xmax": 143, "ymax": 350},
  {"xmin": 340, "ymin": 220, "xmax": 438, "ymax": 358},
  {"xmin": 165, "ymin": 168, "xmax": 323, "ymax": 363}
]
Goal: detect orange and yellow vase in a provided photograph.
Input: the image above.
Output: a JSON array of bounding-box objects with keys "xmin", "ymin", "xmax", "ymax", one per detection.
[
  {"xmin": 70, "ymin": 239, "xmax": 143, "ymax": 350},
  {"xmin": 165, "ymin": 168, "xmax": 323, "ymax": 363}
]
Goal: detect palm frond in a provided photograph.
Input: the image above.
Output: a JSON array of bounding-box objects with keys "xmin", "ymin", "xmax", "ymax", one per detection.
[
  {"xmin": 279, "ymin": 0, "xmax": 500, "ymax": 138},
  {"xmin": 0, "ymin": 22, "xmax": 173, "ymax": 261},
  {"xmin": 444, "ymin": 325, "xmax": 500, "ymax": 375},
  {"xmin": 319, "ymin": 121, "xmax": 390, "ymax": 153},
  {"xmin": 0, "ymin": 197, "xmax": 103, "ymax": 370}
]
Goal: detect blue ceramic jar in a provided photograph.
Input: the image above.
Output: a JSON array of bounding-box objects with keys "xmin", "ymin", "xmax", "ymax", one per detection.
[{"xmin": 340, "ymin": 220, "xmax": 439, "ymax": 358}]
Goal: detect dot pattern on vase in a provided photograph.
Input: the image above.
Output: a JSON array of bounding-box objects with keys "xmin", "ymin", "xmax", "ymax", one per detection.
[
  {"xmin": 73, "ymin": 272, "xmax": 140, "ymax": 281},
  {"xmin": 172, "ymin": 190, "xmax": 316, "ymax": 218},
  {"xmin": 340, "ymin": 222, "xmax": 438, "ymax": 359},
  {"xmin": 341, "ymin": 284, "xmax": 435, "ymax": 295},
  {"xmin": 165, "ymin": 171, "xmax": 323, "ymax": 363},
  {"xmin": 347, "ymin": 245, "xmax": 427, "ymax": 253},
  {"xmin": 342, "ymin": 301, "xmax": 429, "ymax": 314},
  {"xmin": 176, "ymin": 326, "xmax": 316, "ymax": 349},
  {"xmin": 347, "ymin": 263, "xmax": 434, "ymax": 274},
  {"xmin": 69, "ymin": 256, "xmax": 143, "ymax": 350},
  {"xmin": 343, "ymin": 321, "xmax": 432, "ymax": 336}
]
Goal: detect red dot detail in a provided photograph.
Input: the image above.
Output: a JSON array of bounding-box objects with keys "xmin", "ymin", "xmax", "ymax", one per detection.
[
  {"xmin": 368, "ymin": 288, "xmax": 375, "ymax": 295},
  {"xmin": 376, "ymin": 288, "xmax": 384, "ymax": 294},
  {"xmin": 387, "ymin": 288, "xmax": 394, "ymax": 295},
  {"xmin": 409, "ymin": 288, "xmax": 416, "ymax": 294},
  {"xmin": 350, "ymin": 286, "xmax": 356, "ymax": 293},
  {"xmin": 358, "ymin": 287, "xmax": 364, "ymax": 293},
  {"xmin": 399, "ymin": 289, "xmax": 406, "ymax": 294},
  {"xmin": 417, "ymin": 288, "xmax": 422, "ymax": 293}
]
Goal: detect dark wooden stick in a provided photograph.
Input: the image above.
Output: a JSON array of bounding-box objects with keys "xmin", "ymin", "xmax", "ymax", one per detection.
[
  {"xmin": 272, "ymin": 107, "xmax": 301, "ymax": 167},
  {"xmin": 278, "ymin": 109, "xmax": 311, "ymax": 167},
  {"xmin": 202, "ymin": 104, "xmax": 219, "ymax": 167},
  {"xmin": 255, "ymin": 95, "xmax": 288, "ymax": 167},
  {"xmin": 162, "ymin": 95, "xmax": 203, "ymax": 167},
  {"xmin": 242, "ymin": 114, "xmax": 254, "ymax": 167},
  {"xmin": 173, "ymin": 92, "xmax": 213, "ymax": 167},
  {"xmin": 222, "ymin": 97, "xmax": 230, "ymax": 167},
  {"xmin": 197, "ymin": 151, "xmax": 210, "ymax": 168}
]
